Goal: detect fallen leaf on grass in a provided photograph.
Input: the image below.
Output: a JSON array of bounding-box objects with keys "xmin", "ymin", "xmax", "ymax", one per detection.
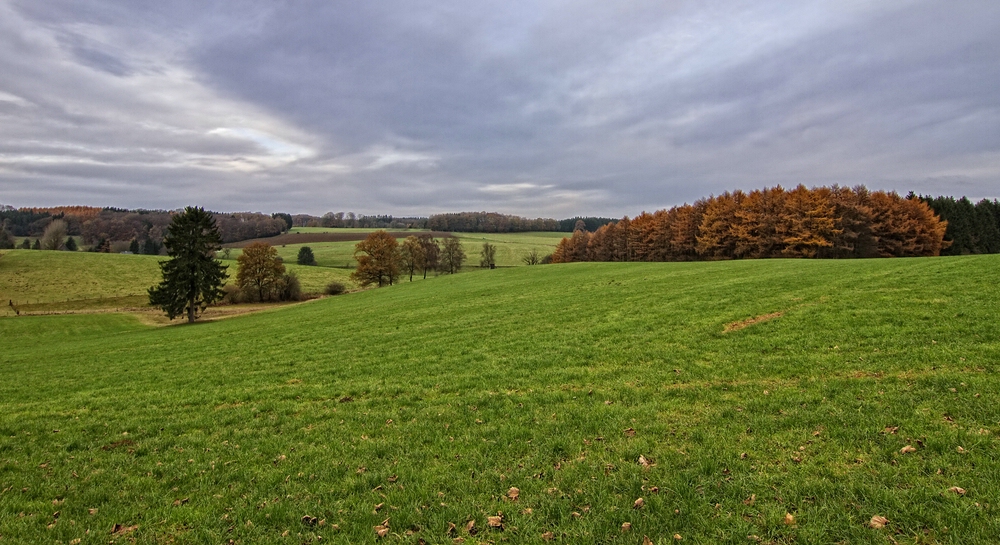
[
  {"xmin": 465, "ymin": 519, "xmax": 476, "ymax": 535},
  {"xmin": 338, "ymin": 396, "xmax": 353, "ymax": 403},
  {"xmin": 633, "ymin": 498, "xmax": 645, "ymax": 509},
  {"xmin": 621, "ymin": 522, "xmax": 632, "ymax": 532},
  {"xmin": 374, "ymin": 518, "xmax": 390, "ymax": 538},
  {"xmin": 301, "ymin": 515, "xmax": 318, "ymax": 526},
  {"xmin": 172, "ymin": 498, "xmax": 189, "ymax": 507},
  {"xmin": 900, "ymin": 445, "xmax": 917, "ymax": 454},
  {"xmin": 542, "ymin": 531, "xmax": 555, "ymax": 541},
  {"xmin": 948, "ymin": 487, "xmax": 966, "ymax": 495},
  {"xmin": 487, "ymin": 514, "xmax": 503, "ymax": 529},
  {"xmin": 374, "ymin": 502, "xmax": 385, "ymax": 513},
  {"xmin": 883, "ymin": 426, "xmax": 899, "ymax": 435},
  {"xmin": 88, "ymin": 508, "xmax": 98, "ymax": 515},
  {"xmin": 111, "ymin": 524, "xmax": 138, "ymax": 535},
  {"xmin": 507, "ymin": 487, "xmax": 520, "ymax": 501},
  {"xmin": 743, "ymin": 494, "xmax": 756, "ymax": 506},
  {"xmin": 446, "ymin": 522, "xmax": 457, "ymax": 535},
  {"xmin": 643, "ymin": 536, "xmax": 654, "ymax": 545},
  {"xmin": 624, "ymin": 427, "xmax": 636, "ymax": 437},
  {"xmin": 869, "ymin": 515, "xmax": 889, "ymax": 529},
  {"xmin": 638, "ymin": 455, "xmax": 653, "ymax": 469},
  {"xmin": 957, "ymin": 446, "xmax": 966, "ymax": 453},
  {"xmin": 674, "ymin": 534, "xmax": 683, "ymax": 540},
  {"xmin": 784, "ymin": 513, "xmax": 795, "ymax": 525}
]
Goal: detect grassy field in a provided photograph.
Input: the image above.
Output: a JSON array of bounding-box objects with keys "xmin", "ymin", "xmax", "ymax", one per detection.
[
  {"xmin": 1, "ymin": 256, "xmax": 999, "ymax": 543},
  {"xmin": 244, "ymin": 231, "xmax": 566, "ymax": 269},
  {"xmin": 0, "ymin": 250, "xmax": 355, "ymax": 317}
]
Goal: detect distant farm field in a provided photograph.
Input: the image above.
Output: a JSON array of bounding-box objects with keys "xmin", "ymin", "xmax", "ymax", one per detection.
[
  {"xmin": 228, "ymin": 230, "xmax": 566, "ymax": 269},
  {"xmin": 2, "ymin": 256, "xmax": 999, "ymax": 543}
]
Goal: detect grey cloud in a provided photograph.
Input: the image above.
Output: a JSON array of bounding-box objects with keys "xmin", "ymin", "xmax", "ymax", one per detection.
[{"xmin": 1, "ymin": 0, "xmax": 998, "ymax": 216}]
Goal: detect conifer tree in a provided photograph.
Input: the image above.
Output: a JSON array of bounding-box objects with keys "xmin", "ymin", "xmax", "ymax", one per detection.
[{"xmin": 148, "ymin": 207, "xmax": 228, "ymax": 323}]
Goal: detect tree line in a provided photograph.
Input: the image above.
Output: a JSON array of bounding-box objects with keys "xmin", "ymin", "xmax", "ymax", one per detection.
[
  {"xmin": 921, "ymin": 196, "xmax": 1000, "ymax": 255},
  {"xmin": 552, "ymin": 185, "xmax": 953, "ymax": 263},
  {"xmin": 0, "ymin": 206, "xmax": 289, "ymax": 251},
  {"xmin": 351, "ymin": 232, "xmax": 466, "ymax": 287}
]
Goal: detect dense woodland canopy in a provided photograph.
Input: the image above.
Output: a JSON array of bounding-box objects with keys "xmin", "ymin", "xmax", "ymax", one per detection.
[
  {"xmin": 551, "ymin": 186, "xmax": 981, "ymax": 263},
  {"xmin": 0, "ymin": 206, "xmax": 287, "ymax": 249}
]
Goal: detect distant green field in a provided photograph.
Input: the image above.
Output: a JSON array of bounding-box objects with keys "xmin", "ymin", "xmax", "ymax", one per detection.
[
  {"xmin": 247, "ymin": 231, "xmax": 565, "ymax": 269},
  {"xmin": 289, "ymin": 227, "xmax": 429, "ymax": 235},
  {"xmin": 2, "ymin": 256, "xmax": 999, "ymax": 543},
  {"xmin": 0, "ymin": 250, "xmax": 356, "ymax": 316}
]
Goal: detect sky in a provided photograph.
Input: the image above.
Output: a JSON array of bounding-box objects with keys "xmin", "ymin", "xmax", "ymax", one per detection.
[{"xmin": 1, "ymin": 1, "xmax": 998, "ymax": 218}]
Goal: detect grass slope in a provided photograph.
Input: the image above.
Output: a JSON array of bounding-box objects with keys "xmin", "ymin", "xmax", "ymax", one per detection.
[
  {"xmin": 1, "ymin": 257, "xmax": 999, "ymax": 544},
  {"xmin": 0, "ymin": 250, "xmax": 355, "ymax": 317}
]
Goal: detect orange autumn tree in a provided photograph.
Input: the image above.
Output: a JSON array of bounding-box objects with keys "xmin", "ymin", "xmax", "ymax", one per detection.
[
  {"xmin": 551, "ymin": 185, "xmax": 948, "ymax": 264},
  {"xmin": 351, "ymin": 230, "xmax": 401, "ymax": 286}
]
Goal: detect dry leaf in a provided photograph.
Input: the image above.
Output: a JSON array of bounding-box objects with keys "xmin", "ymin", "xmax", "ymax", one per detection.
[
  {"xmin": 301, "ymin": 515, "xmax": 318, "ymax": 526},
  {"xmin": 465, "ymin": 520, "xmax": 476, "ymax": 534},
  {"xmin": 374, "ymin": 518, "xmax": 391, "ymax": 538},
  {"xmin": 111, "ymin": 524, "xmax": 138, "ymax": 535},
  {"xmin": 674, "ymin": 534, "xmax": 683, "ymax": 540},
  {"xmin": 643, "ymin": 536, "xmax": 654, "ymax": 545},
  {"xmin": 883, "ymin": 426, "xmax": 899, "ymax": 434},
  {"xmin": 388, "ymin": 475, "xmax": 399, "ymax": 482},
  {"xmin": 869, "ymin": 515, "xmax": 889, "ymax": 529},
  {"xmin": 541, "ymin": 531, "xmax": 555, "ymax": 541},
  {"xmin": 633, "ymin": 498, "xmax": 645, "ymax": 509},
  {"xmin": 740, "ymin": 452, "xmax": 748, "ymax": 460},
  {"xmin": 70, "ymin": 540, "xmax": 81, "ymax": 545},
  {"xmin": 638, "ymin": 455, "xmax": 653, "ymax": 469},
  {"xmin": 957, "ymin": 446, "xmax": 966, "ymax": 453},
  {"xmin": 900, "ymin": 445, "xmax": 917, "ymax": 454},
  {"xmin": 374, "ymin": 502, "xmax": 385, "ymax": 513},
  {"xmin": 453, "ymin": 539, "xmax": 465, "ymax": 544},
  {"xmin": 743, "ymin": 494, "xmax": 756, "ymax": 506},
  {"xmin": 948, "ymin": 486, "xmax": 966, "ymax": 495},
  {"xmin": 487, "ymin": 514, "xmax": 503, "ymax": 529},
  {"xmin": 621, "ymin": 522, "xmax": 632, "ymax": 532},
  {"xmin": 88, "ymin": 508, "xmax": 98, "ymax": 515},
  {"xmin": 624, "ymin": 427, "xmax": 636, "ymax": 437},
  {"xmin": 507, "ymin": 487, "xmax": 520, "ymax": 501},
  {"xmin": 784, "ymin": 513, "xmax": 795, "ymax": 525}
]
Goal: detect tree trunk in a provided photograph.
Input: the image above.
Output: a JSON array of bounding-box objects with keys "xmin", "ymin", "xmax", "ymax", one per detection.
[{"xmin": 187, "ymin": 297, "xmax": 195, "ymax": 323}]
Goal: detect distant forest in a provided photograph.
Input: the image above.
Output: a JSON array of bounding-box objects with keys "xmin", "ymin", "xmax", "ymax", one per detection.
[
  {"xmin": 552, "ymin": 186, "xmax": 1000, "ymax": 263},
  {"xmin": 292, "ymin": 211, "xmax": 615, "ymax": 233},
  {"xmin": 0, "ymin": 206, "xmax": 287, "ymax": 252}
]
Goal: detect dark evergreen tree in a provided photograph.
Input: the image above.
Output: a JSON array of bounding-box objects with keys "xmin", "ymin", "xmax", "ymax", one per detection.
[
  {"xmin": 64, "ymin": 237, "xmax": 78, "ymax": 251},
  {"xmin": 974, "ymin": 199, "xmax": 1000, "ymax": 254},
  {"xmin": 20, "ymin": 238, "xmax": 31, "ymax": 249},
  {"xmin": 143, "ymin": 238, "xmax": 161, "ymax": 255},
  {"xmin": 0, "ymin": 227, "xmax": 13, "ymax": 249},
  {"xmin": 297, "ymin": 246, "xmax": 317, "ymax": 265},
  {"xmin": 31, "ymin": 239, "xmax": 40, "ymax": 250},
  {"xmin": 129, "ymin": 238, "xmax": 140, "ymax": 254},
  {"xmin": 148, "ymin": 207, "xmax": 228, "ymax": 323}
]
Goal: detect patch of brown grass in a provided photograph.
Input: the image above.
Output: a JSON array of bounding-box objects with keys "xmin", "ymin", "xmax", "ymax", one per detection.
[{"xmin": 723, "ymin": 311, "xmax": 783, "ymax": 333}]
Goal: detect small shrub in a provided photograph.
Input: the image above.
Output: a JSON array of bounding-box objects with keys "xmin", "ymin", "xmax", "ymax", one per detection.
[
  {"xmin": 540, "ymin": 253, "xmax": 553, "ymax": 264},
  {"xmin": 325, "ymin": 281, "xmax": 347, "ymax": 296},
  {"xmin": 220, "ymin": 284, "xmax": 244, "ymax": 304},
  {"xmin": 277, "ymin": 272, "xmax": 302, "ymax": 301},
  {"xmin": 297, "ymin": 246, "xmax": 317, "ymax": 266}
]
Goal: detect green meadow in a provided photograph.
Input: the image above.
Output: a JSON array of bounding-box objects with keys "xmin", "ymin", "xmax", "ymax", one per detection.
[
  {"xmin": 0, "ymin": 251, "xmax": 355, "ymax": 317},
  {"xmin": 1, "ymin": 256, "xmax": 999, "ymax": 543},
  {"xmin": 247, "ymin": 231, "xmax": 565, "ymax": 269}
]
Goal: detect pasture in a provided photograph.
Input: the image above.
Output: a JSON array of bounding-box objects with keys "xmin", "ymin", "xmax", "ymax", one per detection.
[
  {"xmin": 227, "ymin": 231, "xmax": 565, "ymax": 269},
  {"xmin": 1, "ymin": 256, "xmax": 998, "ymax": 543},
  {"xmin": 0, "ymin": 250, "xmax": 355, "ymax": 318}
]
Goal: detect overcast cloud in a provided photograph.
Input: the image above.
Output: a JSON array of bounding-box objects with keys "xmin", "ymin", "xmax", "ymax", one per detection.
[{"xmin": 1, "ymin": 1, "xmax": 997, "ymax": 217}]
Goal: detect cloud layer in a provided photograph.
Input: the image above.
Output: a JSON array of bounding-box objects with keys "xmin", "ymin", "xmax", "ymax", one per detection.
[{"xmin": 1, "ymin": 0, "xmax": 998, "ymax": 216}]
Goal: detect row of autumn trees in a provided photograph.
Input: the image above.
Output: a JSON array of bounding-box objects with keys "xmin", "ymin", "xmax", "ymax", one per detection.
[
  {"xmin": 351, "ymin": 232, "xmax": 467, "ymax": 287},
  {"xmin": 553, "ymin": 185, "xmax": 950, "ymax": 263}
]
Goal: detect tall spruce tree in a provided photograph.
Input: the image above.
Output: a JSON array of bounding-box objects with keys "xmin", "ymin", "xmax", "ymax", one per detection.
[{"xmin": 148, "ymin": 207, "xmax": 228, "ymax": 323}]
